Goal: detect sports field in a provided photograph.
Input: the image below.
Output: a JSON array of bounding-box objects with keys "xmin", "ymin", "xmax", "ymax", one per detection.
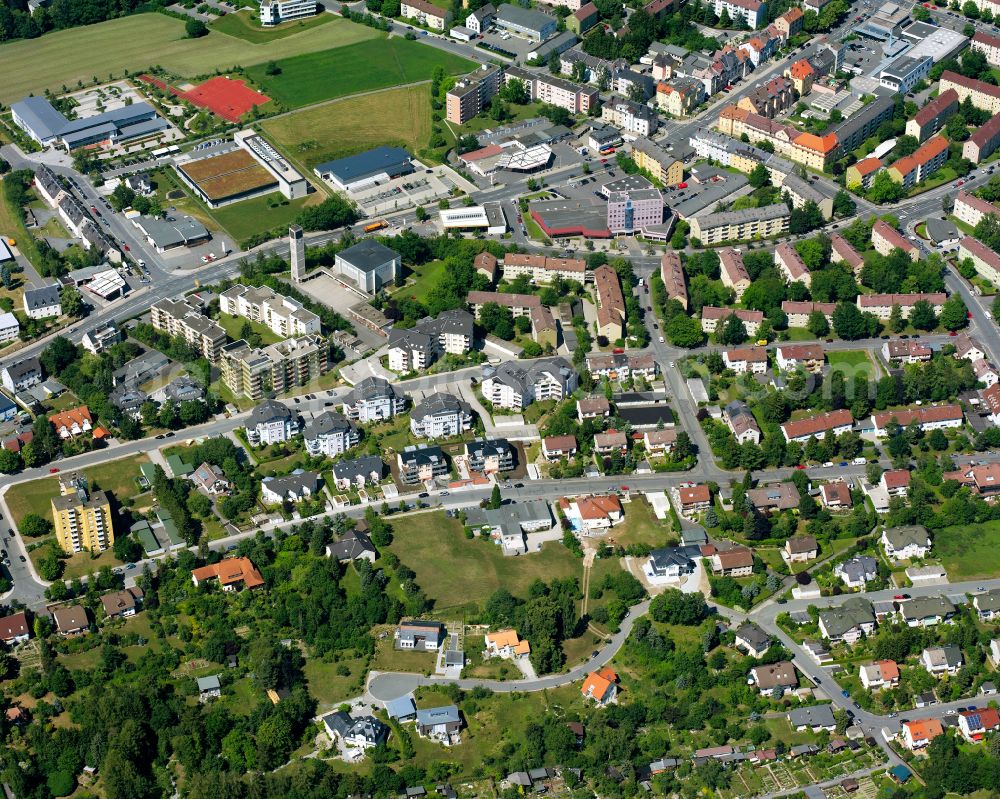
[
  {"xmin": 0, "ymin": 13, "xmax": 381, "ymax": 105},
  {"xmin": 244, "ymin": 36, "xmax": 475, "ymax": 108},
  {"xmin": 262, "ymin": 83, "xmax": 432, "ymax": 169},
  {"xmin": 209, "ymin": 8, "xmax": 335, "ymax": 42}
]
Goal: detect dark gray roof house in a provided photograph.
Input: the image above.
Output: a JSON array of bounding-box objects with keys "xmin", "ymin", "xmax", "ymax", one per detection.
[
  {"xmin": 23, "ymin": 283, "xmax": 61, "ymax": 314},
  {"xmin": 326, "ymin": 529, "xmax": 377, "ymax": 562},
  {"xmin": 331, "ymin": 455, "xmax": 384, "ymax": 486},
  {"xmin": 788, "ymin": 704, "xmax": 836, "ymax": 730}
]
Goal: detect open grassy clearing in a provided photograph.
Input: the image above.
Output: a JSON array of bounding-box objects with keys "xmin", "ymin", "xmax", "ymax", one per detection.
[
  {"xmin": 396, "ymin": 257, "xmax": 449, "ymax": 306},
  {"xmin": 209, "ymin": 192, "xmax": 320, "ymax": 242},
  {"xmin": 0, "ymin": 13, "xmax": 381, "ymax": 105},
  {"xmin": 245, "ymin": 36, "xmax": 474, "ymax": 109},
  {"xmin": 387, "ymin": 511, "xmax": 582, "ymax": 612},
  {"xmin": 610, "ymin": 497, "xmax": 671, "ymax": 549},
  {"xmin": 263, "ymin": 83, "xmax": 433, "ymax": 170},
  {"xmin": 208, "ymin": 8, "xmax": 336, "ymax": 42},
  {"xmin": 6, "ymin": 453, "xmax": 150, "ymax": 526},
  {"xmin": 935, "ymin": 519, "xmax": 1000, "ymax": 580}
]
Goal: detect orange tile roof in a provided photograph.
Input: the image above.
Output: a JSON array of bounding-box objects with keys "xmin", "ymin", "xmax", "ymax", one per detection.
[
  {"xmin": 782, "ymin": 6, "xmax": 804, "ymax": 21},
  {"xmin": 49, "ymin": 405, "xmax": 92, "ymax": 432},
  {"xmin": 852, "ymin": 157, "xmax": 883, "ymax": 177},
  {"xmin": 877, "ymin": 660, "xmax": 899, "ymax": 681},
  {"xmin": 790, "ymin": 59, "xmax": 814, "ymax": 79},
  {"xmin": 679, "ymin": 484, "xmax": 711, "ymax": 504},
  {"xmin": 582, "ymin": 667, "xmax": 618, "ymax": 701},
  {"xmin": 904, "ymin": 718, "xmax": 943, "ymax": 742},
  {"xmin": 192, "ymin": 557, "xmax": 264, "ymax": 589},
  {"xmin": 486, "ymin": 629, "xmax": 521, "ymax": 648},
  {"xmin": 576, "ymin": 494, "xmax": 623, "ymax": 520},
  {"xmin": 795, "ymin": 132, "xmax": 839, "ymax": 154}
]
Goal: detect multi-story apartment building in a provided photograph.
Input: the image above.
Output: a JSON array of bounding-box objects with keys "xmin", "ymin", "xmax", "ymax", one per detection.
[
  {"xmin": 959, "ymin": 237, "xmax": 1000, "ymax": 285},
  {"xmin": 465, "ymin": 437, "xmax": 514, "ymax": 473},
  {"xmin": 701, "ymin": 306, "xmax": 763, "ymax": 337},
  {"xmin": 505, "ymin": 66, "xmax": 598, "ymax": 114},
  {"xmin": 846, "ymin": 157, "xmax": 883, "ymax": 190},
  {"xmin": 244, "ymin": 399, "xmax": 299, "ymax": 446},
  {"xmin": 887, "ymin": 135, "xmax": 949, "ymax": 188},
  {"xmin": 502, "ymin": 254, "xmax": 587, "ymax": 284},
  {"xmin": 466, "ymin": 291, "xmax": 558, "ymax": 347},
  {"xmin": 830, "ymin": 233, "xmax": 865, "ymax": 277},
  {"xmin": 150, "ymin": 298, "xmax": 227, "ymax": 361},
  {"xmin": 400, "ymin": 0, "xmax": 451, "ymax": 29},
  {"xmin": 972, "ymin": 30, "xmax": 1000, "ymax": 66},
  {"xmin": 304, "ymin": 410, "xmax": 359, "ymax": 458},
  {"xmin": 689, "ymin": 203, "xmax": 789, "ymax": 246},
  {"xmin": 409, "ymin": 393, "xmax": 474, "ymax": 438},
  {"xmin": 601, "ymin": 96, "xmax": 658, "ymax": 136},
  {"xmin": 905, "ymin": 89, "xmax": 958, "ymax": 143},
  {"xmin": 857, "ymin": 292, "xmax": 947, "ymax": 319},
  {"xmin": 219, "ymin": 284, "xmax": 321, "ymax": 339},
  {"xmin": 660, "ymin": 252, "xmax": 688, "ymax": 309},
  {"xmin": 387, "ymin": 328, "xmax": 439, "ymax": 373},
  {"xmin": 718, "ymin": 247, "xmax": 751, "ymax": 300},
  {"xmin": 713, "ymin": 0, "xmax": 766, "ymax": 28},
  {"xmin": 871, "ymin": 405, "xmax": 962, "ymax": 436},
  {"xmin": 398, "ymin": 444, "xmax": 449, "ymax": 485},
  {"xmin": 52, "ymin": 473, "xmax": 114, "ymax": 555},
  {"xmin": 220, "ymin": 335, "xmax": 328, "ymax": 401},
  {"xmin": 655, "ymin": 77, "xmax": 705, "ymax": 117},
  {"xmin": 593, "ymin": 264, "xmax": 626, "ymax": 341},
  {"xmin": 342, "ymin": 376, "xmax": 407, "ymax": 423},
  {"xmin": 736, "ymin": 75, "xmax": 795, "ymax": 118},
  {"xmin": 446, "ymin": 65, "xmax": 503, "ymax": 125},
  {"xmin": 259, "ymin": 0, "xmax": 317, "ymax": 25},
  {"xmin": 965, "ymin": 113, "xmax": 1000, "ymax": 164},
  {"xmin": 630, "ymin": 137, "xmax": 684, "ymax": 186},
  {"xmin": 954, "ymin": 191, "xmax": 1000, "ymax": 228},
  {"xmin": 940, "ymin": 70, "xmax": 1000, "ymax": 113},
  {"xmin": 774, "ymin": 242, "xmax": 810, "ymax": 287},
  {"xmin": 481, "ymin": 358, "xmax": 577, "ymax": 410},
  {"xmin": 871, "ymin": 220, "xmax": 919, "ymax": 261},
  {"xmin": 781, "ymin": 301, "xmax": 836, "ymax": 328}
]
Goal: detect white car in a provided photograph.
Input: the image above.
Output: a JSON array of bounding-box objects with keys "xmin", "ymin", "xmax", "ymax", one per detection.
[
  {"xmin": 823, "ymin": 461, "xmax": 834, "ymax": 467},
  {"xmin": 659, "ymin": 336, "xmax": 665, "ymax": 343},
  {"xmin": 852, "ymin": 457, "xmax": 866, "ymax": 465}
]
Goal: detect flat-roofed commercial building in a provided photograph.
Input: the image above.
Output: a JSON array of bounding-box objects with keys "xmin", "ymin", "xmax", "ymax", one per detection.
[
  {"xmin": 314, "ymin": 146, "xmax": 414, "ymax": 193},
  {"xmin": 11, "ymin": 95, "xmax": 168, "ymax": 150},
  {"xmin": 495, "ymin": 2, "xmax": 557, "ymax": 39}
]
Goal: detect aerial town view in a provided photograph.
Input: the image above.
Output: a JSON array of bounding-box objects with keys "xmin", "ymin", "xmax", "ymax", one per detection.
[{"xmin": 7, "ymin": 0, "xmax": 1000, "ymax": 795}]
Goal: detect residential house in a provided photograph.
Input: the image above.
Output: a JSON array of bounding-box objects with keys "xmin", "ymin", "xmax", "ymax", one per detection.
[
  {"xmin": 830, "ymin": 234, "xmax": 864, "ymax": 276},
  {"xmin": 882, "ymin": 339, "xmax": 932, "ymax": 364},
  {"xmin": 701, "ymin": 306, "xmax": 763, "ymax": 337},
  {"xmin": 1, "ymin": 357, "xmax": 43, "ymax": 393},
  {"xmin": 484, "ymin": 629, "xmax": 531, "ymax": 659},
  {"xmin": 882, "ymin": 525, "xmax": 931, "ymax": 561},
  {"xmin": 191, "ymin": 558, "xmax": 265, "ymax": 591},
  {"xmin": 958, "ymin": 708, "xmax": 1000, "ymax": 742},
  {"xmin": 322, "ymin": 711, "xmax": 390, "ymax": 748},
  {"xmin": 415, "ymin": 706, "xmax": 462, "ymax": 741},
  {"xmin": 780, "ymin": 409, "xmax": 853, "ymax": 443},
  {"xmin": 784, "ymin": 535, "xmax": 818, "ymax": 563},
  {"xmin": 711, "ymin": 546, "xmax": 753, "ymax": 577},
  {"xmin": 836, "ymin": 556, "xmax": 878, "ymax": 589},
  {"xmin": 396, "ymin": 620, "xmax": 446, "ymax": 651},
  {"xmin": 734, "ymin": 622, "xmax": 772, "ymax": 658},
  {"xmin": 820, "ymin": 481, "xmax": 853, "ymax": 510},
  {"xmin": 775, "ymin": 344, "xmax": 824, "ymax": 373},
  {"xmin": 101, "ymin": 587, "xmax": 144, "ymax": 620},
  {"xmin": 678, "ymin": 484, "xmax": 711, "ymax": 513},
  {"xmin": 304, "ymin": 410, "xmax": 359, "ymax": 458},
  {"xmin": 191, "ymin": 462, "xmax": 230, "ymax": 495},
  {"xmin": 860, "ymin": 660, "xmax": 900, "ymax": 690},
  {"xmin": 245, "ymin": 400, "xmax": 299, "ymax": 446},
  {"xmin": 788, "ymin": 705, "xmax": 837, "ymax": 733},
  {"xmin": 52, "ymin": 605, "xmax": 89, "ymax": 636},
  {"xmin": 902, "ymin": 719, "xmax": 944, "ymax": 750},
  {"xmin": 643, "ymin": 428, "xmax": 678, "ymax": 456},
  {"xmin": 880, "ymin": 469, "xmax": 911, "ymax": 497},
  {"xmin": 560, "ymin": 494, "xmax": 625, "ymax": 532},
  {"xmin": 326, "ymin": 529, "xmax": 377, "ymax": 562},
  {"xmin": 724, "ymin": 400, "xmax": 761, "ymax": 444},
  {"xmin": 774, "ymin": 242, "xmax": 811, "ymax": 287},
  {"xmin": 723, "ymin": 347, "xmax": 768, "ymax": 374},
  {"xmin": 23, "ymin": 283, "xmax": 62, "ymax": 319},
  {"xmin": 331, "ymin": 455, "xmax": 384, "ymax": 490},
  {"xmin": 581, "ymin": 667, "xmax": 618, "ymax": 705},
  {"xmin": 900, "ymin": 595, "xmax": 956, "ymax": 627},
  {"xmin": 577, "ymin": 396, "xmax": 611, "ymax": 422},
  {"xmin": 542, "ymin": 434, "xmax": 577, "ymax": 461},
  {"xmin": 921, "ymin": 645, "xmax": 964, "ymax": 677},
  {"xmin": 718, "ymin": 248, "xmax": 751, "ymax": 299},
  {"xmin": 818, "ymin": 597, "xmax": 876, "ymax": 643},
  {"xmin": 748, "ymin": 482, "xmax": 800, "ymax": 511},
  {"xmin": 594, "ymin": 429, "xmax": 628, "ymax": 456},
  {"xmin": 974, "ymin": 589, "xmax": 1000, "ymax": 620},
  {"xmin": 342, "ymin": 376, "xmax": 407, "ymax": 423},
  {"xmin": 465, "ymin": 437, "xmax": 514, "ymax": 474},
  {"xmin": 871, "ymin": 405, "xmax": 962, "ymax": 437},
  {"xmin": 398, "ymin": 444, "xmax": 449, "ymax": 485},
  {"xmin": 409, "ymin": 393, "xmax": 474, "ymax": 439},
  {"xmin": 197, "ymin": 675, "xmax": 222, "ymax": 702},
  {"xmin": 750, "ymin": 661, "xmax": 798, "ymax": 695},
  {"xmin": 260, "ymin": 471, "xmax": 321, "ymax": 504},
  {"xmin": 0, "ymin": 611, "xmax": 30, "ymax": 645}
]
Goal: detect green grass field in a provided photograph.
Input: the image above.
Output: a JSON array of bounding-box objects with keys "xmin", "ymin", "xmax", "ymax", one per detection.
[
  {"xmin": 6, "ymin": 453, "xmax": 150, "ymax": 526},
  {"xmin": 398, "ymin": 258, "xmax": 449, "ymax": 305},
  {"xmin": 828, "ymin": 349, "xmax": 877, "ymax": 381},
  {"xmin": 262, "ymin": 83, "xmax": 433, "ymax": 170},
  {"xmin": 244, "ymin": 36, "xmax": 474, "ymax": 109},
  {"xmin": 935, "ymin": 519, "xmax": 1000, "ymax": 580},
  {"xmin": 217, "ymin": 314, "xmax": 282, "ymax": 346},
  {"xmin": 387, "ymin": 511, "xmax": 582, "ymax": 612},
  {"xmin": 209, "ymin": 9, "xmax": 335, "ymax": 42},
  {"xmin": 209, "ymin": 192, "xmax": 320, "ymax": 242},
  {"xmin": 610, "ymin": 498, "xmax": 672, "ymax": 549},
  {"xmin": 0, "ymin": 13, "xmax": 381, "ymax": 105}
]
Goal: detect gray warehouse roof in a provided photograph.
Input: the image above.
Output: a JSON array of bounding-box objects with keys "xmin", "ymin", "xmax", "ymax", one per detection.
[
  {"xmin": 136, "ymin": 216, "xmax": 209, "ymax": 249},
  {"xmin": 314, "ymin": 145, "xmax": 413, "ymax": 184},
  {"xmin": 338, "ymin": 239, "xmax": 400, "ymax": 273},
  {"xmin": 497, "ymin": 2, "xmax": 556, "ymax": 32}
]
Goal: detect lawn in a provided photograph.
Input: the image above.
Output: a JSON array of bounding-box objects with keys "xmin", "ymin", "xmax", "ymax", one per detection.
[
  {"xmin": 6, "ymin": 453, "xmax": 150, "ymax": 526},
  {"xmin": 387, "ymin": 511, "xmax": 582, "ymax": 613},
  {"xmin": 397, "ymin": 258, "xmax": 449, "ymax": 306},
  {"xmin": 217, "ymin": 313, "xmax": 283, "ymax": 346},
  {"xmin": 0, "ymin": 13, "xmax": 382, "ymax": 105},
  {"xmin": 828, "ymin": 349, "xmax": 877, "ymax": 380},
  {"xmin": 262, "ymin": 83, "xmax": 432, "ymax": 172},
  {"xmin": 209, "ymin": 8, "xmax": 336, "ymax": 42},
  {"xmin": 304, "ymin": 655, "xmax": 369, "ymax": 707},
  {"xmin": 935, "ymin": 519, "xmax": 1000, "ymax": 580},
  {"xmin": 610, "ymin": 497, "xmax": 672, "ymax": 549},
  {"xmin": 244, "ymin": 36, "xmax": 474, "ymax": 109}
]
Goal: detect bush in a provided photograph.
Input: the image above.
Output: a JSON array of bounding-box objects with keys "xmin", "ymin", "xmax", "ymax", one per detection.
[{"xmin": 20, "ymin": 513, "xmax": 52, "ymax": 537}]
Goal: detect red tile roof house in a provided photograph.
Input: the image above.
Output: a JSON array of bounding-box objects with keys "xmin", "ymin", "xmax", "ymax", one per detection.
[
  {"xmin": 959, "ymin": 707, "xmax": 1000, "ymax": 742},
  {"xmin": 581, "ymin": 667, "xmax": 618, "ymax": 705},
  {"xmin": 0, "ymin": 610, "xmax": 30, "ymax": 645},
  {"xmin": 880, "ymin": 469, "xmax": 911, "ymax": 497},
  {"xmin": 594, "ymin": 429, "xmax": 629, "ymax": 455},
  {"xmin": 191, "ymin": 557, "xmax": 265, "ymax": 591},
  {"xmin": 870, "ymin": 404, "xmax": 963, "ymax": 436},
  {"xmin": 780, "ymin": 409, "xmax": 853, "ymax": 443},
  {"xmin": 820, "ymin": 481, "xmax": 853, "ymax": 510},
  {"xmin": 678, "ymin": 484, "xmax": 711, "ymax": 513},
  {"xmin": 859, "ymin": 659, "xmax": 900, "ymax": 690}
]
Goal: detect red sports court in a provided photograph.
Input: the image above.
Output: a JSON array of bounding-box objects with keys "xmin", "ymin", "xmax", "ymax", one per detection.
[{"xmin": 180, "ymin": 76, "xmax": 270, "ymax": 122}]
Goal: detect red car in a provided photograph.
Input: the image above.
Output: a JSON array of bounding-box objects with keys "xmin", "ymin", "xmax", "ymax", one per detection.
[
  {"xmin": 894, "ymin": 594, "xmax": 905, "ymax": 599},
  {"xmin": 123, "ymin": 244, "xmax": 130, "ymax": 251},
  {"xmin": 795, "ymin": 464, "xmax": 807, "ymax": 469},
  {"xmin": 950, "ymin": 330, "xmax": 958, "ymax": 336},
  {"xmin": 49, "ymin": 467, "xmax": 60, "ymax": 473}
]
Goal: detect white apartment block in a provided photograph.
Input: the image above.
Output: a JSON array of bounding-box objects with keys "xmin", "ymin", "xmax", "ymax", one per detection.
[
  {"xmin": 259, "ymin": 0, "xmax": 317, "ymax": 25},
  {"xmin": 220, "ymin": 284, "xmax": 321, "ymax": 339}
]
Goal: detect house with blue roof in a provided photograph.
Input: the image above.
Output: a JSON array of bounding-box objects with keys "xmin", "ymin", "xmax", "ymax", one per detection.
[{"xmin": 415, "ymin": 705, "xmax": 462, "ymax": 741}]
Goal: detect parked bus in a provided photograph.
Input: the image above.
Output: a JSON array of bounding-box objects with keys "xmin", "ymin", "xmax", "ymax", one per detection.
[{"xmin": 363, "ymin": 220, "xmax": 388, "ymax": 233}]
